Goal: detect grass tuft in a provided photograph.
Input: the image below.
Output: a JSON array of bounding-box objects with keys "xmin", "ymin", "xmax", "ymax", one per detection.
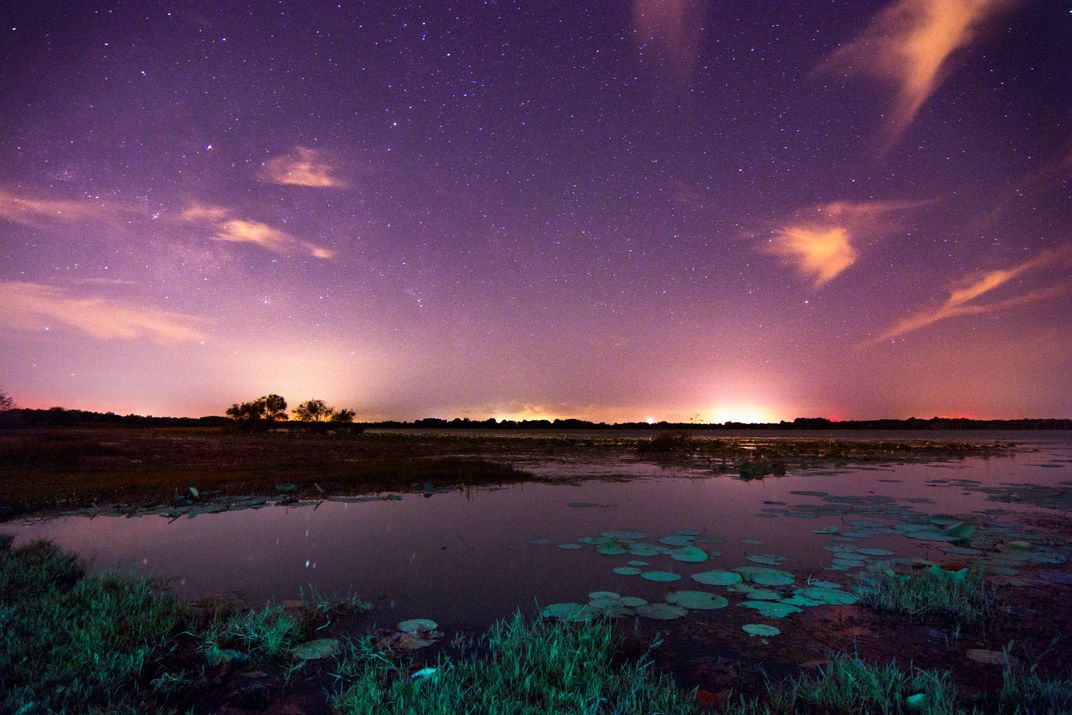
[
  {"xmin": 858, "ymin": 566, "xmax": 994, "ymax": 624},
  {"xmin": 202, "ymin": 603, "xmax": 302, "ymax": 661},
  {"xmin": 998, "ymin": 663, "xmax": 1072, "ymax": 714},
  {"xmin": 734, "ymin": 653, "xmax": 962, "ymax": 715},
  {"xmin": 330, "ymin": 613, "xmax": 696, "ymax": 714}
]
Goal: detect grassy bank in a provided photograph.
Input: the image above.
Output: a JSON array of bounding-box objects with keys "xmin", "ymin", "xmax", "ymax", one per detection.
[
  {"xmin": 0, "ymin": 427, "xmax": 1015, "ymax": 518},
  {"xmin": 3, "ymin": 538, "xmax": 1070, "ymax": 713},
  {"xmin": 331, "ymin": 615, "xmax": 696, "ymax": 714},
  {"xmin": 0, "ymin": 536, "xmax": 188, "ymax": 713}
]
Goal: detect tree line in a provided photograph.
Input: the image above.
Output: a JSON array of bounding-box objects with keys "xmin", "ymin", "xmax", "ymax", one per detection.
[{"xmin": 225, "ymin": 394, "xmax": 357, "ymax": 431}]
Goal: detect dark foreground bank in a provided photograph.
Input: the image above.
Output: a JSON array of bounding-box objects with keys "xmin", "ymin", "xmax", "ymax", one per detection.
[{"xmin": 3, "ymin": 537, "xmax": 1071, "ymax": 714}]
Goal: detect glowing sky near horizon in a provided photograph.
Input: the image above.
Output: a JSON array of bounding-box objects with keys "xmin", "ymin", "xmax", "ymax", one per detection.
[{"xmin": 1, "ymin": 1, "xmax": 1070, "ymax": 422}]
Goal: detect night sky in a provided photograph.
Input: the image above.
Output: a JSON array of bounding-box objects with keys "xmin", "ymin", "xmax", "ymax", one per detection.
[{"xmin": 1, "ymin": 1, "xmax": 1070, "ymax": 422}]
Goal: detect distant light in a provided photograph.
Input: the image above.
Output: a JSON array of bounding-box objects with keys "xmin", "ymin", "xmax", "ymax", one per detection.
[{"xmin": 645, "ymin": 416, "xmax": 655, "ymax": 425}]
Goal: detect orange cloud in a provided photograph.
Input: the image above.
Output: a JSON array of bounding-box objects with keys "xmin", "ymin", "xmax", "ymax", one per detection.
[
  {"xmin": 632, "ymin": 0, "xmax": 707, "ymax": 85},
  {"xmin": 0, "ymin": 281, "xmax": 208, "ymax": 345},
  {"xmin": 180, "ymin": 202, "xmax": 334, "ymax": 259},
  {"xmin": 866, "ymin": 247, "xmax": 1072, "ymax": 345},
  {"xmin": 764, "ymin": 200, "xmax": 925, "ymax": 288},
  {"xmin": 0, "ymin": 188, "xmax": 127, "ymax": 228},
  {"xmin": 818, "ymin": 0, "xmax": 1017, "ymax": 150},
  {"xmin": 766, "ymin": 226, "xmax": 857, "ymax": 288},
  {"xmin": 257, "ymin": 147, "xmax": 345, "ymax": 188}
]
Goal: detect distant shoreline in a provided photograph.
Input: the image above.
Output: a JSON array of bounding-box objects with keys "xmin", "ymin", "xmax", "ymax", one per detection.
[{"xmin": 1, "ymin": 407, "xmax": 1069, "ymax": 430}]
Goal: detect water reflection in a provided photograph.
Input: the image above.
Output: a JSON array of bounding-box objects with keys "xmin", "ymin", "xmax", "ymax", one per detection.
[{"xmin": 5, "ymin": 437, "xmax": 1071, "ymax": 631}]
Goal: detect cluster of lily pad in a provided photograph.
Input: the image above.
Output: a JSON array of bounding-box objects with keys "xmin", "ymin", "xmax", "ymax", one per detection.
[
  {"xmin": 758, "ymin": 486, "xmax": 1072, "ymax": 584},
  {"xmin": 533, "ymin": 527, "xmax": 871, "ymax": 638}
]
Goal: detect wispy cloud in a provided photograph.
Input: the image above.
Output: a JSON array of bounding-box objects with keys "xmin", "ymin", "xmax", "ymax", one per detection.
[
  {"xmin": 632, "ymin": 0, "xmax": 707, "ymax": 85},
  {"xmin": 818, "ymin": 0, "xmax": 1017, "ymax": 150},
  {"xmin": 865, "ymin": 248, "xmax": 1072, "ymax": 345},
  {"xmin": 764, "ymin": 200, "xmax": 925, "ymax": 288},
  {"xmin": 257, "ymin": 147, "xmax": 346, "ymax": 188},
  {"xmin": 180, "ymin": 202, "xmax": 334, "ymax": 259},
  {"xmin": 0, "ymin": 281, "xmax": 208, "ymax": 345},
  {"xmin": 0, "ymin": 188, "xmax": 127, "ymax": 228}
]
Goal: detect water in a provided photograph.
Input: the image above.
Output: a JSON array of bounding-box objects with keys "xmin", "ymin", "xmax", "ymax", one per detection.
[{"xmin": 5, "ymin": 432, "xmax": 1071, "ymax": 631}]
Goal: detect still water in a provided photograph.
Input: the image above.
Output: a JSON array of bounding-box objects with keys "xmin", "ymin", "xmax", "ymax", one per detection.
[{"xmin": 5, "ymin": 432, "xmax": 1071, "ymax": 631}]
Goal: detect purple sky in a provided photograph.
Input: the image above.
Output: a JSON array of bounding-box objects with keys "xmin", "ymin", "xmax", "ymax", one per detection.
[{"xmin": 1, "ymin": 1, "xmax": 1070, "ymax": 421}]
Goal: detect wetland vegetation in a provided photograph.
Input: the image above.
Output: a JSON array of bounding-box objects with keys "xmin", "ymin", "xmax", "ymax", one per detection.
[{"xmin": 2, "ymin": 425, "xmax": 1072, "ymax": 713}]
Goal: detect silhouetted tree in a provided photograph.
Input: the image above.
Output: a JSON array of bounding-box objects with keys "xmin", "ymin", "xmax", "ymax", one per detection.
[
  {"xmin": 293, "ymin": 399, "xmax": 332, "ymax": 422},
  {"xmin": 293, "ymin": 399, "xmax": 357, "ymax": 425},
  {"xmin": 0, "ymin": 390, "xmax": 13, "ymax": 411},
  {"xmin": 331, "ymin": 408, "xmax": 355, "ymax": 423},
  {"xmin": 226, "ymin": 394, "xmax": 288, "ymax": 430}
]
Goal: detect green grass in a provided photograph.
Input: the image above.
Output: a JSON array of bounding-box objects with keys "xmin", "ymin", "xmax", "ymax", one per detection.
[
  {"xmin": 330, "ymin": 613, "xmax": 697, "ymax": 714},
  {"xmin": 202, "ymin": 603, "xmax": 302, "ymax": 661},
  {"xmin": 768, "ymin": 653, "xmax": 961, "ymax": 715},
  {"xmin": 858, "ymin": 566, "xmax": 994, "ymax": 624},
  {"xmin": 720, "ymin": 653, "xmax": 963, "ymax": 715},
  {"xmin": 998, "ymin": 663, "xmax": 1072, "ymax": 714},
  {"xmin": 0, "ymin": 537, "xmax": 189, "ymax": 714}
]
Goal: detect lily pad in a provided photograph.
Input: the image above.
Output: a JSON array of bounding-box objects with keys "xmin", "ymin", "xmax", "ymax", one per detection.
[
  {"xmin": 739, "ymin": 601, "xmax": 802, "ymax": 618},
  {"xmin": 746, "ymin": 554, "xmax": 786, "ymax": 566},
  {"xmin": 903, "ymin": 530, "xmax": 960, "ymax": 542},
  {"xmin": 670, "ymin": 546, "xmax": 709, "ymax": 563},
  {"xmin": 658, "ymin": 534, "xmax": 695, "ymax": 547},
  {"xmin": 742, "ymin": 623, "xmax": 780, "ymax": 637},
  {"xmin": 794, "ymin": 587, "xmax": 858, "ymax": 605},
  {"xmin": 941, "ymin": 521, "xmax": 976, "ymax": 540},
  {"xmin": 557, "ymin": 543, "xmax": 582, "ymax": 550},
  {"xmin": 857, "ymin": 548, "xmax": 895, "ymax": 557},
  {"xmin": 541, "ymin": 603, "xmax": 585, "ymax": 620},
  {"xmin": 602, "ymin": 530, "xmax": 648, "ymax": 541},
  {"xmin": 627, "ymin": 543, "xmax": 662, "ymax": 557},
  {"xmin": 641, "ymin": 570, "xmax": 682, "ymax": 583},
  {"xmin": 613, "ymin": 566, "xmax": 642, "ymax": 576},
  {"xmin": 292, "ymin": 638, "xmax": 339, "ymax": 660},
  {"xmin": 619, "ymin": 596, "xmax": 648, "ymax": 608},
  {"xmin": 627, "ymin": 560, "xmax": 649, "ymax": 567},
  {"xmin": 596, "ymin": 542, "xmax": 629, "ymax": 556},
  {"xmin": 806, "ymin": 579, "xmax": 842, "ymax": 590},
  {"xmin": 397, "ymin": 618, "xmax": 438, "ymax": 634},
  {"xmin": 734, "ymin": 566, "xmax": 795, "ymax": 587},
  {"xmin": 691, "ymin": 570, "xmax": 743, "ymax": 587},
  {"xmin": 589, "ymin": 591, "xmax": 620, "ymax": 600},
  {"xmin": 635, "ymin": 603, "xmax": 688, "ymax": 620},
  {"xmin": 665, "ymin": 590, "xmax": 729, "ymax": 610}
]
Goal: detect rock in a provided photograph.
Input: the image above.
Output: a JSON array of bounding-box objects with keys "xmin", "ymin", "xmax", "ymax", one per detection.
[
  {"xmin": 291, "ymin": 638, "xmax": 339, "ymax": 660},
  {"xmin": 966, "ymin": 648, "xmax": 1014, "ymax": 666}
]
